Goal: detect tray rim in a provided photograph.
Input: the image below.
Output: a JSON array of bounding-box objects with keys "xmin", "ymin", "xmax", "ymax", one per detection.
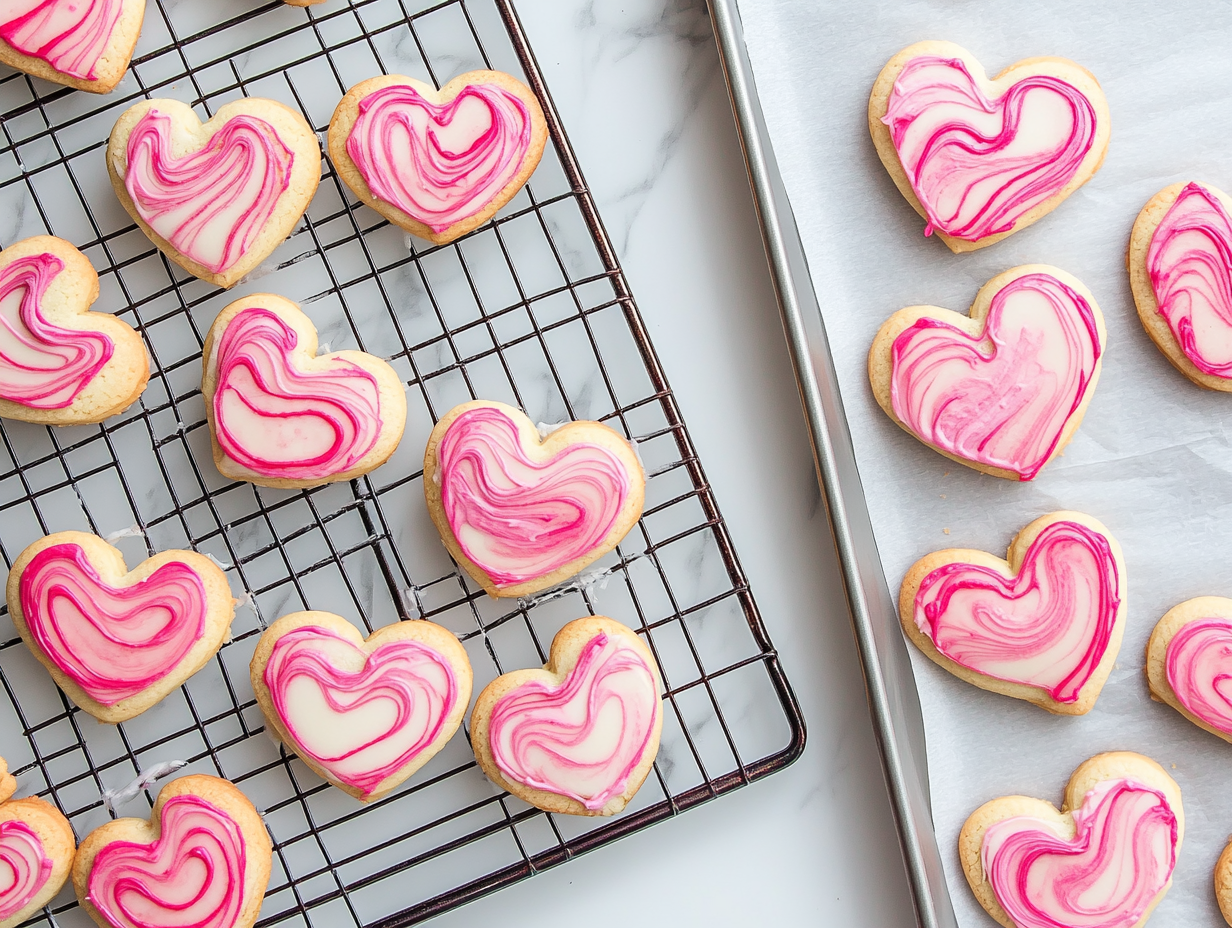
[{"xmin": 705, "ymin": 2, "xmax": 958, "ymax": 926}]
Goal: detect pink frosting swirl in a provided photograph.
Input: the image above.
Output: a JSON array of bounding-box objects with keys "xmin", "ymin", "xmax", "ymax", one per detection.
[
  {"xmin": 0, "ymin": 820, "xmax": 51, "ymax": 921},
  {"xmin": 488, "ymin": 631, "xmax": 658, "ymax": 810},
  {"xmin": 890, "ymin": 272, "xmax": 1101, "ymax": 480},
  {"xmin": 87, "ymin": 794, "xmax": 246, "ymax": 928},
  {"xmin": 0, "ymin": 0, "xmax": 124, "ymax": 80},
  {"xmin": 19, "ymin": 542, "xmax": 207, "ymax": 706},
  {"xmin": 124, "ymin": 109, "xmax": 294, "ymax": 274},
  {"xmin": 211, "ymin": 306, "xmax": 382, "ymax": 481},
  {"xmin": 914, "ymin": 520, "xmax": 1119, "ymax": 704},
  {"xmin": 263, "ymin": 625, "xmax": 458, "ymax": 797},
  {"xmin": 346, "ymin": 82, "xmax": 532, "ymax": 233},
  {"xmin": 437, "ymin": 406, "xmax": 631, "ymax": 587},
  {"xmin": 1147, "ymin": 182, "xmax": 1232, "ymax": 377},
  {"xmin": 982, "ymin": 778, "xmax": 1178, "ymax": 928},
  {"xmin": 1164, "ymin": 617, "xmax": 1232, "ymax": 735},
  {"xmin": 884, "ymin": 55, "xmax": 1098, "ymax": 241},
  {"xmin": 0, "ymin": 252, "xmax": 113, "ymax": 409}
]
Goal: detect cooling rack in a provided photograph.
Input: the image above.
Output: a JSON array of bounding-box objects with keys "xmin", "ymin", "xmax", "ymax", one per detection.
[{"xmin": 0, "ymin": 0, "xmax": 805, "ymax": 924}]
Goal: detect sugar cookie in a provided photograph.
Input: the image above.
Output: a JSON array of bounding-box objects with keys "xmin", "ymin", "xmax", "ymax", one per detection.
[
  {"xmin": 869, "ymin": 265, "xmax": 1105, "ymax": 480},
  {"xmin": 328, "ymin": 71, "xmax": 547, "ymax": 245},
  {"xmin": 202, "ymin": 293, "xmax": 406, "ymax": 488},
  {"xmin": 470, "ymin": 616, "xmax": 662, "ymax": 816},
  {"xmin": 869, "ymin": 40, "xmax": 1110, "ymax": 252},
  {"xmin": 107, "ymin": 97, "xmax": 320, "ymax": 289},
  {"xmin": 250, "ymin": 611, "xmax": 472, "ymax": 802},
  {"xmin": 1129, "ymin": 181, "xmax": 1232, "ymax": 391},
  {"xmin": 0, "ymin": 235, "xmax": 147, "ymax": 425},
  {"xmin": 960, "ymin": 752, "xmax": 1181, "ymax": 928},
  {"xmin": 423, "ymin": 400, "xmax": 645, "ymax": 598},
  {"xmin": 1146, "ymin": 596, "xmax": 1232, "ymax": 744},
  {"xmin": 0, "ymin": 757, "xmax": 74, "ymax": 928},
  {"xmin": 6, "ymin": 530, "xmax": 236, "ymax": 723},
  {"xmin": 73, "ymin": 774, "xmax": 270, "ymax": 928},
  {"xmin": 0, "ymin": 0, "xmax": 145, "ymax": 94},
  {"xmin": 899, "ymin": 511, "xmax": 1125, "ymax": 715}
]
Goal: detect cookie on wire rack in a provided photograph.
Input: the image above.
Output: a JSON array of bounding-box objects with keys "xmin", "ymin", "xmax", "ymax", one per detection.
[
  {"xmin": 73, "ymin": 774, "xmax": 271, "ymax": 928},
  {"xmin": 0, "ymin": 756, "xmax": 75, "ymax": 928},
  {"xmin": 328, "ymin": 70, "xmax": 547, "ymax": 245},
  {"xmin": 0, "ymin": 0, "xmax": 146, "ymax": 94}
]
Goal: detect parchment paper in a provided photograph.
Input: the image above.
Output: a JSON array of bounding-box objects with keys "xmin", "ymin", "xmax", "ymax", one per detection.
[{"xmin": 736, "ymin": 1, "xmax": 1232, "ymax": 924}]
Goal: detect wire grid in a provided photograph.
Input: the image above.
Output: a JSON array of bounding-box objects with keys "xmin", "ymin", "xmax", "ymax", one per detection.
[{"xmin": 0, "ymin": 0, "xmax": 805, "ymax": 925}]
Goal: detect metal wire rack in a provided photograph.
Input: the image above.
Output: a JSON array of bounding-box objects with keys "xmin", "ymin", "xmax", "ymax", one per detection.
[{"xmin": 0, "ymin": 0, "xmax": 805, "ymax": 924}]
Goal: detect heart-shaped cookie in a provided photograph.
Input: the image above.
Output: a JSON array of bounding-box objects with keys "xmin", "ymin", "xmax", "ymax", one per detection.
[
  {"xmin": 107, "ymin": 98, "xmax": 320, "ymax": 289},
  {"xmin": 961, "ymin": 752, "xmax": 1181, "ymax": 928},
  {"xmin": 1129, "ymin": 181, "xmax": 1232, "ymax": 391},
  {"xmin": 7, "ymin": 531, "xmax": 236, "ymax": 723},
  {"xmin": 202, "ymin": 293, "xmax": 406, "ymax": 488},
  {"xmin": 899, "ymin": 511, "xmax": 1124, "ymax": 715},
  {"xmin": 869, "ymin": 265, "xmax": 1105, "ymax": 480},
  {"xmin": 73, "ymin": 773, "xmax": 270, "ymax": 928},
  {"xmin": 869, "ymin": 41, "xmax": 1110, "ymax": 253},
  {"xmin": 328, "ymin": 70, "xmax": 547, "ymax": 245},
  {"xmin": 1146, "ymin": 596, "xmax": 1232, "ymax": 744},
  {"xmin": 1218, "ymin": 836, "xmax": 1232, "ymax": 928},
  {"xmin": 423, "ymin": 400, "xmax": 645, "ymax": 598},
  {"xmin": 0, "ymin": 0, "xmax": 145, "ymax": 93},
  {"xmin": 0, "ymin": 235, "xmax": 147, "ymax": 425},
  {"xmin": 250, "ymin": 611, "xmax": 472, "ymax": 802},
  {"xmin": 470, "ymin": 616, "xmax": 661, "ymax": 816},
  {"xmin": 0, "ymin": 756, "xmax": 75, "ymax": 928}
]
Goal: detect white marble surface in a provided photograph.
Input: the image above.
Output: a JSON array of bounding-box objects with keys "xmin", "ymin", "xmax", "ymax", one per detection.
[{"xmin": 430, "ymin": 1, "xmax": 916, "ymax": 924}]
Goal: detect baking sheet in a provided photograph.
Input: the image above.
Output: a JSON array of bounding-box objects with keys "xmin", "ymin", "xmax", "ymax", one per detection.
[{"xmin": 736, "ymin": 1, "xmax": 1232, "ymax": 924}]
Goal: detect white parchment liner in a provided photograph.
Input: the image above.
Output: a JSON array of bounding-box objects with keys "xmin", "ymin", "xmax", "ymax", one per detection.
[{"xmin": 738, "ymin": 1, "xmax": 1232, "ymax": 924}]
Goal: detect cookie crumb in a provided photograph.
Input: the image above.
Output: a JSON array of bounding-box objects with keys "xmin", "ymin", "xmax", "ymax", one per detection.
[
  {"xmin": 940, "ymin": 494, "xmax": 946, "ymax": 499},
  {"xmin": 943, "ymin": 528, "xmax": 950, "ymax": 535}
]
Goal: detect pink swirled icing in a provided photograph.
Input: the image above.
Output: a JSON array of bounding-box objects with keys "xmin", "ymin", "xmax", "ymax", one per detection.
[
  {"xmin": 883, "ymin": 55, "xmax": 1098, "ymax": 241},
  {"xmin": 488, "ymin": 631, "xmax": 658, "ymax": 810},
  {"xmin": 0, "ymin": 820, "xmax": 51, "ymax": 921},
  {"xmin": 437, "ymin": 406, "xmax": 631, "ymax": 587},
  {"xmin": 0, "ymin": 0, "xmax": 124, "ymax": 81},
  {"xmin": 890, "ymin": 272, "xmax": 1101, "ymax": 480},
  {"xmin": 211, "ymin": 306, "xmax": 382, "ymax": 481},
  {"xmin": 1164, "ymin": 617, "xmax": 1232, "ymax": 735},
  {"xmin": 914, "ymin": 520, "xmax": 1119, "ymax": 704},
  {"xmin": 982, "ymin": 778, "xmax": 1178, "ymax": 928},
  {"xmin": 19, "ymin": 542, "xmax": 207, "ymax": 706},
  {"xmin": 87, "ymin": 794, "xmax": 246, "ymax": 928},
  {"xmin": 263, "ymin": 625, "xmax": 457, "ymax": 797},
  {"xmin": 0, "ymin": 252, "xmax": 113, "ymax": 409},
  {"xmin": 1147, "ymin": 182, "xmax": 1232, "ymax": 377},
  {"xmin": 346, "ymin": 82, "xmax": 532, "ymax": 233},
  {"xmin": 124, "ymin": 109, "xmax": 294, "ymax": 274}
]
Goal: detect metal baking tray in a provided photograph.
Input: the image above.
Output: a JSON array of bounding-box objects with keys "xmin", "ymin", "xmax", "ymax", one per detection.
[
  {"xmin": 708, "ymin": 2, "xmax": 955, "ymax": 926},
  {"xmin": 0, "ymin": 1, "xmax": 805, "ymax": 925}
]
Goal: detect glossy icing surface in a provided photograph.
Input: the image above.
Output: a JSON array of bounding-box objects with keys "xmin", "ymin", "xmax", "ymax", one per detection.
[
  {"xmin": 0, "ymin": 820, "xmax": 51, "ymax": 921},
  {"xmin": 211, "ymin": 306, "xmax": 382, "ymax": 481},
  {"xmin": 913, "ymin": 520, "xmax": 1119, "ymax": 703},
  {"xmin": 982, "ymin": 778, "xmax": 1177, "ymax": 928},
  {"xmin": 884, "ymin": 55, "xmax": 1098, "ymax": 242},
  {"xmin": 488, "ymin": 631, "xmax": 658, "ymax": 810},
  {"xmin": 436, "ymin": 406, "xmax": 631, "ymax": 587},
  {"xmin": 1165, "ymin": 616, "xmax": 1232, "ymax": 735},
  {"xmin": 87, "ymin": 794, "xmax": 246, "ymax": 928},
  {"xmin": 0, "ymin": 252, "xmax": 113, "ymax": 409},
  {"xmin": 263, "ymin": 624, "xmax": 458, "ymax": 797},
  {"xmin": 346, "ymin": 81, "xmax": 532, "ymax": 233},
  {"xmin": 1147, "ymin": 182, "xmax": 1232, "ymax": 377},
  {"xmin": 889, "ymin": 272, "xmax": 1101, "ymax": 480},
  {"xmin": 124, "ymin": 109, "xmax": 295, "ymax": 274},
  {"xmin": 19, "ymin": 542, "xmax": 207, "ymax": 706},
  {"xmin": 0, "ymin": 0, "xmax": 124, "ymax": 81}
]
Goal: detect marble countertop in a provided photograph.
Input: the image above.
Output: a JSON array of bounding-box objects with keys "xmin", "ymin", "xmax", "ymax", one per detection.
[{"xmin": 433, "ymin": 1, "xmax": 917, "ymax": 924}]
